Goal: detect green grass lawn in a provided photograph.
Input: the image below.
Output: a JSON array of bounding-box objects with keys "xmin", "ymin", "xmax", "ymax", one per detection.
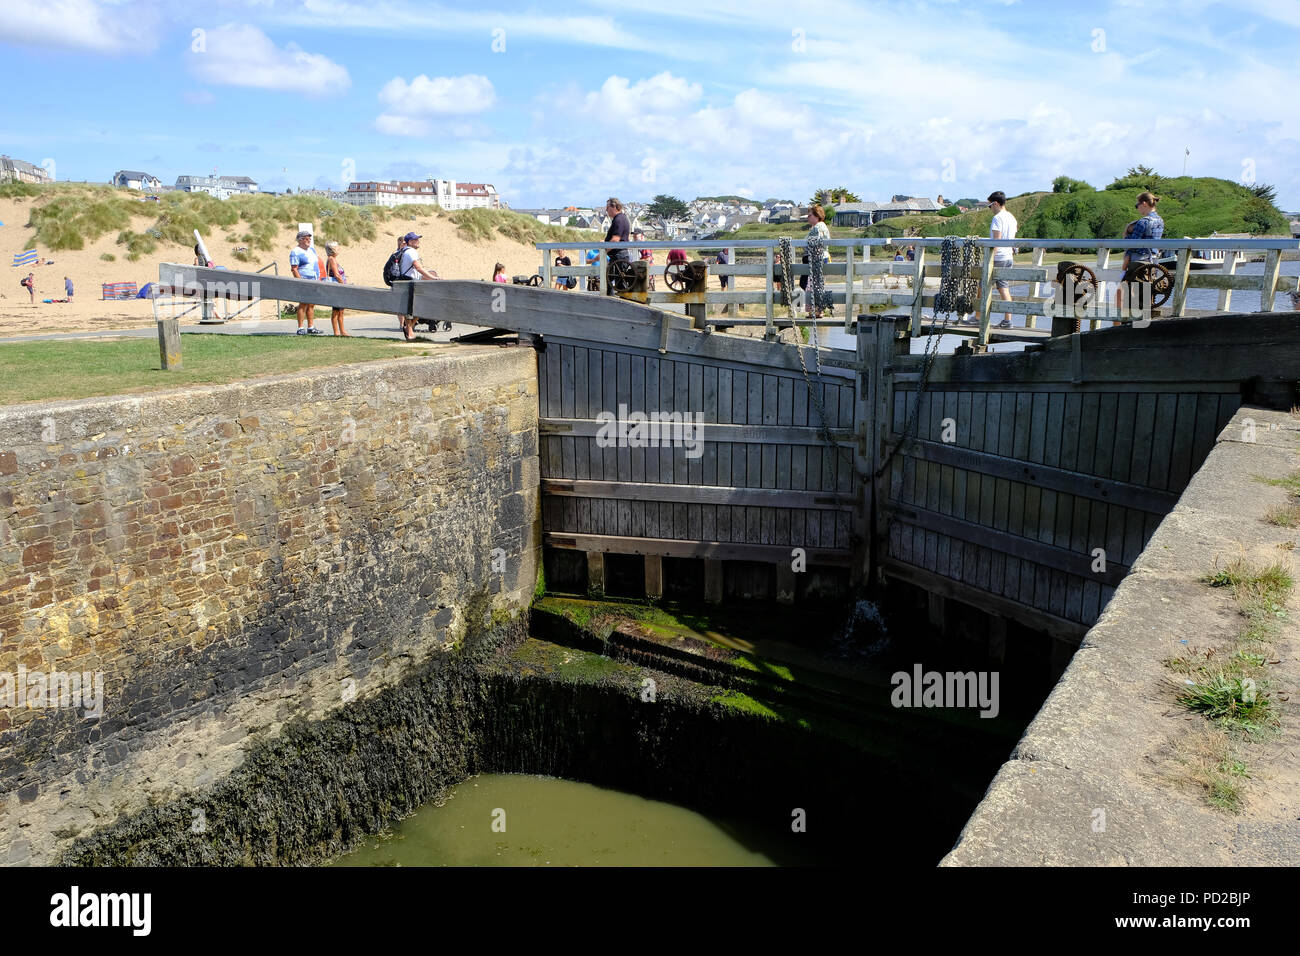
[{"xmin": 0, "ymin": 334, "xmax": 428, "ymax": 406}]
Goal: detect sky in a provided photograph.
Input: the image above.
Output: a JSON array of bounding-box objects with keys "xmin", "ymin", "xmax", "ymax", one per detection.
[{"xmin": 1, "ymin": 0, "xmax": 1298, "ymax": 211}]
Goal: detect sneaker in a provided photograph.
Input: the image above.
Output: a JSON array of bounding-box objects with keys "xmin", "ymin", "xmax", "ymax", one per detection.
[
  {"xmin": 307, "ymin": 327, "xmax": 325, "ymax": 335},
  {"xmin": 296, "ymin": 328, "xmax": 308, "ymax": 335},
  {"xmin": 440, "ymin": 321, "xmax": 452, "ymax": 332},
  {"xmin": 997, "ymin": 318, "xmax": 1013, "ymax": 329}
]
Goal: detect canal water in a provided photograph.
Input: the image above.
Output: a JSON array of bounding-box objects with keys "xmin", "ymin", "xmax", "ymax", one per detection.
[{"xmin": 333, "ymin": 773, "xmax": 776, "ymax": 867}]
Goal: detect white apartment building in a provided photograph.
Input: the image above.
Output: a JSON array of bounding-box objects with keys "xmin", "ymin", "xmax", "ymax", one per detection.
[{"xmin": 342, "ymin": 179, "xmax": 501, "ymax": 209}]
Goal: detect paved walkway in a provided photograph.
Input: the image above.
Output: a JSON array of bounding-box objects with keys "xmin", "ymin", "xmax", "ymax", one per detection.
[{"xmin": 0, "ymin": 315, "xmax": 480, "ymax": 345}]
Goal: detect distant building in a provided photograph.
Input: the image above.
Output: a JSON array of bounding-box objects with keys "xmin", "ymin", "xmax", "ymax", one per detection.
[
  {"xmin": 173, "ymin": 174, "xmax": 257, "ymax": 198},
  {"xmin": 218, "ymin": 175, "xmax": 258, "ymax": 195},
  {"xmin": 1, "ymin": 155, "xmax": 51, "ymax": 184},
  {"xmin": 342, "ymin": 179, "xmax": 501, "ymax": 209},
  {"xmin": 112, "ymin": 170, "xmax": 162, "ymax": 191},
  {"xmin": 832, "ymin": 202, "xmax": 879, "ymax": 227},
  {"xmin": 175, "ymin": 175, "xmax": 229, "ymax": 199}
]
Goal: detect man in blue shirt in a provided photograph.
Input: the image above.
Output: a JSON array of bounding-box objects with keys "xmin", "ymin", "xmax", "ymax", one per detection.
[{"xmin": 289, "ymin": 231, "xmax": 324, "ymax": 335}]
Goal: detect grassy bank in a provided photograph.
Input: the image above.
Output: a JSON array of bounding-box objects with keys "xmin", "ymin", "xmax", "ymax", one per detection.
[{"xmin": 0, "ymin": 334, "xmax": 425, "ymax": 405}]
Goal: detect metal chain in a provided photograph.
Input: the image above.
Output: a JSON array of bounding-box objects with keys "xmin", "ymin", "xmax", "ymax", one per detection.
[
  {"xmin": 778, "ymin": 236, "xmax": 856, "ymax": 471},
  {"xmin": 872, "ymin": 235, "xmax": 979, "ymax": 480}
]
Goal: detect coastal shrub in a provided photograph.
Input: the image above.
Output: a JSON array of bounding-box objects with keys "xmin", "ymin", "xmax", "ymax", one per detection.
[
  {"xmin": 116, "ymin": 229, "xmax": 157, "ymax": 261},
  {"xmin": 100, "ymin": 252, "xmax": 115, "ymax": 262},
  {"xmin": 0, "ymin": 181, "xmax": 41, "ymax": 199},
  {"xmin": 27, "ymin": 194, "xmax": 131, "ymax": 250}
]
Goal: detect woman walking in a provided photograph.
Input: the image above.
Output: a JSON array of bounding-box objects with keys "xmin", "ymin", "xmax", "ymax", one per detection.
[
  {"xmin": 324, "ymin": 242, "xmax": 349, "ymax": 336},
  {"xmin": 802, "ymin": 204, "xmax": 831, "ymax": 318}
]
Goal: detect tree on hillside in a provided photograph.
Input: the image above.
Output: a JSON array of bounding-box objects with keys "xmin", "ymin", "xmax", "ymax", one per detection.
[
  {"xmin": 1052, "ymin": 176, "xmax": 1093, "ymax": 193},
  {"xmin": 1107, "ymin": 165, "xmax": 1166, "ymax": 192},
  {"xmin": 1242, "ymin": 196, "xmax": 1287, "ymax": 235},
  {"xmin": 1249, "ymin": 182, "xmax": 1279, "ymax": 204},
  {"xmin": 810, "ymin": 187, "xmax": 860, "ymax": 207},
  {"xmin": 647, "ymin": 194, "xmax": 688, "ymax": 221}
]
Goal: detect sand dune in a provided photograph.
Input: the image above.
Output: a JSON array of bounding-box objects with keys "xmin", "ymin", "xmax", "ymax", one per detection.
[{"xmin": 0, "ymin": 196, "xmax": 590, "ymax": 337}]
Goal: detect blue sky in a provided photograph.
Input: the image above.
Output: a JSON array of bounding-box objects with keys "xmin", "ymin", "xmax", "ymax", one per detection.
[{"xmin": 2, "ymin": 0, "xmax": 1298, "ymax": 210}]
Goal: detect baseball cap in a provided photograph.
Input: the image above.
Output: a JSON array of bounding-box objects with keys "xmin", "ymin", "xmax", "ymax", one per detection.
[
  {"xmin": 296, "ymin": 230, "xmax": 312, "ymax": 239},
  {"xmin": 403, "ymin": 232, "xmax": 422, "ymax": 241}
]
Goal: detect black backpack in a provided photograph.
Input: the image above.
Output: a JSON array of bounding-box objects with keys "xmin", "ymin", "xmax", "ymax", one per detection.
[{"xmin": 382, "ymin": 246, "xmax": 406, "ymax": 286}]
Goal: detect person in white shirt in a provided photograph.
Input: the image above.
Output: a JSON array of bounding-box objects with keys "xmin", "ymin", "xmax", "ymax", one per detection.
[
  {"xmin": 395, "ymin": 232, "xmax": 442, "ymax": 340},
  {"xmin": 987, "ymin": 191, "xmax": 1018, "ymax": 330}
]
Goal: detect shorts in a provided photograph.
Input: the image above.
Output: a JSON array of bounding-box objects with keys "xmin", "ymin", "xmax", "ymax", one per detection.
[{"xmin": 993, "ymin": 259, "xmax": 1014, "ymax": 291}]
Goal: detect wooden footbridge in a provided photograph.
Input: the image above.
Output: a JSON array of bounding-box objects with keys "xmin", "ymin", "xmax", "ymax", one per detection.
[{"xmin": 161, "ymin": 235, "xmax": 1299, "ymax": 639}]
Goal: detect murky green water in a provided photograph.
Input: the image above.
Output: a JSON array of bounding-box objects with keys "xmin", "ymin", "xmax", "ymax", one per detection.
[{"xmin": 333, "ymin": 773, "xmax": 775, "ymax": 866}]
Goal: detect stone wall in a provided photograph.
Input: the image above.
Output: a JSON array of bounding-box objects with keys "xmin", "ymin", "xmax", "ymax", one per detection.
[{"xmin": 0, "ymin": 347, "xmax": 541, "ymax": 865}]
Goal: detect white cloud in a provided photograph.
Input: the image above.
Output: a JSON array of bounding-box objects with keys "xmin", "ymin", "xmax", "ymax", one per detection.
[
  {"xmin": 189, "ymin": 24, "xmax": 350, "ymax": 96},
  {"xmin": 0, "ymin": 0, "xmax": 158, "ymax": 53},
  {"xmin": 375, "ymin": 74, "xmax": 496, "ymax": 137}
]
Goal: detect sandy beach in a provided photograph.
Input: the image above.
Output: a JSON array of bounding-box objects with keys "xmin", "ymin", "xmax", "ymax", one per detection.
[{"xmin": 0, "ymin": 196, "xmax": 591, "ymax": 338}]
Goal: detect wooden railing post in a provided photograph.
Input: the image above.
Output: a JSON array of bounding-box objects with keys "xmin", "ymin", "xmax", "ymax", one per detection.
[
  {"xmin": 727, "ymin": 245, "xmax": 738, "ymax": 318},
  {"xmin": 1093, "ymin": 246, "xmax": 1112, "ymax": 330},
  {"xmin": 976, "ymin": 247, "xmax": 995, "ymax": 347},
  {"xmin": 1028, "ymin": 247, "xmax": 1045, "ymax": 330},
  {"xmin": 157, "ymin": 317, "xmax": 182, "ymax": 370},
  {"xmin": 1260, "ymin": 249, "xmax": 1282, "ymax": 312},
  {"xmin": 764, "ymin": 245, "xmax": 775, "ymax": 340},
  {"xmin": 909, "ymin": 244, "xmax": 927, "ymax": 337},
  {"xmin": 541, "ymin": 248, "xmax": 552, "ymax": 288},
  {"xmin": 1171, "ymin": 247, "xmax": 1192, "ymax": 316},
  {"xmin": 844, "ymin": 243, "xmax": 855, "ymax": 330},
  {"xmin": 1216, "ymin": 249, "xmax": 1239, "ymax": 312}
]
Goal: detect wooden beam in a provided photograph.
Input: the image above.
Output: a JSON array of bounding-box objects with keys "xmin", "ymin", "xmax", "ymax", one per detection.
[
  {"xmin": 704, "ymin": 559, "xmax": 724, "ymax": 604},
  {"xmin": 541, "ymin": 478, "xmax": 855, "ymax": 509},
  {"xmin": 909, "ymin": 244, "xmax": 927, "ymax": 337},
  {"xmin": 1171, "ymin": 248, "xmax": 1192, "ymax": 316},
  {"xmin": 156, "ymin": 318, "xmax": 182, "ymax": 370},
  {"xmin": 776, "ymin": 563, "xmax": 797, "ymax": 604},
  {"xmin": 893, "ymin": 437, "xmax": 1180, "ymax": 512},
  {"xmin": 586, "ymin": 551, "xmax": 605, "ymax": 595},
  {"xmin": 538, "ymin": 418, "xmax": 856, "ymax": 445},
  {"xmin": 881, "ymin": 559, "xmax": 1089, "ymax": 641},
  {"xmin": 644, "ymin": 554, "xmax": 663, "ymax": 599},
  {"xmin": 544, "ymin": 532, "xmax": 852, "ymax": 565},
  {"xmin": 976, "ymin": 247, "xmax": 996, "ymax": 347},
  {"xmin": 161, "ymin": 263, "xmax": 413, "ymax": 314},
  {"xmin": 1260, "ymin": 249, "xmax": 1282, "ymax": 312},
  {"xmin": 884, "ymin": 507, "xmax": 1130, "ymax": 586},
  {"xmin": 902, "ymin": 315, "xmax": 1300, "ymax": 386}
]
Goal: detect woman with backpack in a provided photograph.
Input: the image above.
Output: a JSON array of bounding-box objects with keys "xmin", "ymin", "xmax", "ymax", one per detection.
[{"xmin": 21, "ymin": 272, "xmax": 35, "ymax": 303}]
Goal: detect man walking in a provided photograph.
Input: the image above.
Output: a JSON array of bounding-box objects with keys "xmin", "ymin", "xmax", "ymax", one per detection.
[
  {"xmin": 396, "ymin": 232, "xmax": 442, "ymax": 340},
  {"xmin": 64, "ymin": 275, "xmax": 74, "ymax": 301},
  {"xmin": 289, "ymin": 231, "xmax": 324, "ymax": 335},
  {"xmin": 987, "ymin": 191, "xmax": 1018, "ymax": 329},
  {"xmin": 21, "ymin": 272, "xmax": 34, "ymax": 303}
]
